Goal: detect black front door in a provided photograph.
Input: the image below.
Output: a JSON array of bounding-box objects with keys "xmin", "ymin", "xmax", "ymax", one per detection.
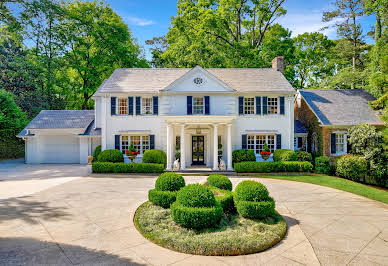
[{"xmin": 192, "ymin": 136, "xmax": 205, "ymax": 165}]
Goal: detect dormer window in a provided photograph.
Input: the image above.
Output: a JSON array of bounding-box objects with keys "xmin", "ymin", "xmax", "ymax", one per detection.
[
  {"xmin": 118, "ymin": 98, "xmax": 128, "ymax": 115},
  {"xmin": 142, "ymin": 97, "xmax": 153, "ymax": 115},
  {"xmin": 193, "ymin": 97, "xmax": 204, "ymax": 114}
]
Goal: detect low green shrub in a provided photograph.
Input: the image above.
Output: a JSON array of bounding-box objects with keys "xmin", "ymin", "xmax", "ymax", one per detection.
[
  {"xmin": 155, "ymin": 172, "xmax": 185, "ymax": 191},
  {"xmin": 209, "ymin": 186, "xmax": 235, "ymax": 214},
  {"xmin": 273, "ymin": 149, "xmax": 297, "ymax": 161},
  {"xmin": 92, "ymin": 162, "xmax": 164, "ymax": 173},
  {"xmin": 207, "ymin": 174, "xmax": 233, "ymax": 191},
  {"xmin": 142, "ymin": 149, "xmax": 167, "ymax": 167},
  {"xmin": 170, "ymin": 202, "xmax": 223, "ymax": 229},
  {"xmin": 234, "ymin": 180, "xmax": 269, "ymax": 202},
  {"xmin": 315, "ymin": 156, "xmax": 331, "ymax": 175},
  {"xmin": 232, "ymin": 149, "xmax": 256, "ymax": 164},
  {"xmin": 235, "ymin": 198, "xmax": 275, "ymax": 219},
  {"xmin": 336, "ymin": 155, "xmax": 368, "ymax": 181},
  {"xmin": 92, "ymin": 145, "xmax": 101, "ymax": 162},
  {"xmin": 176, "ymin": 184, "xmax": 216, "ymax": 208},
  {"xmin": 234, "ymin": 161, "xmax": 313, "ymax": 173},
  {"xmin": 97, "ymin": 149, "xmax": 124, "ymax": 163},
  {"xmin": 148, "ymin": 189, "xmax": 177, "ymax": 208},
  {"xmin": 295, "ymin": 151, "xmax": 312, "ymax": 162}
]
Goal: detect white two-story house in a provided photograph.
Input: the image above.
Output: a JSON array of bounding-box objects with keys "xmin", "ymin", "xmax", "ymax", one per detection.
[{"xmin": 18, "ymin": 57, "xmax": 297, "ymax": 170}]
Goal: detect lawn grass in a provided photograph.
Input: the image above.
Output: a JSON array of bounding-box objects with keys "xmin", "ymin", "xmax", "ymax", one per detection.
[
  {"xmin": 134, "ymin": 201, "xmax": 287, "ymax": 256},
  {"xmin": 245, "ymin": 174, "xmax": 388, "ymax": 204}
]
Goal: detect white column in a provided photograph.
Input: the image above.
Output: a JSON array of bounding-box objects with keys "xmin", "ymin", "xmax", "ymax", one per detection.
[
  {"xmin": 79, "ymin": 137, "xmax": 89, "ymax": 164},
  {"xmin": 180, "ymin": 124, "xmax": 186, "ymax": 170},
  {"xmin": 213, "ymin": 124, "xmax": 219, "ymax": 170},
  {"xmin": 166, "ymin": 124, "xmax": 172, "ymax": 170},
  {"xmin": 227, "ymin": 124, "xmax": 233, "ymax": 170},
  {"xmin": 101, "ymin": 96, "xmax": 107, "ymax": 151}
]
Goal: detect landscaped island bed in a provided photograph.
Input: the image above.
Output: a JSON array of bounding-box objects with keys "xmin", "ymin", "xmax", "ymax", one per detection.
[{"xmin": 134, "ymin": 201, "xmax": 287, "ymax": 256}]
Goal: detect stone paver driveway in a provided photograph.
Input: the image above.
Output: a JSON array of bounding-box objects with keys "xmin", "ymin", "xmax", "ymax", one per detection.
[{"xmin": 1, "ymin": 175, "xmax": 388, "ymax": 265}]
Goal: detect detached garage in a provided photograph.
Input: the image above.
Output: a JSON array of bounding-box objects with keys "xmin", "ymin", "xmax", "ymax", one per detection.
[{"xmin": 18, "ymin": 110, "xmax": 101, "ymax": 164}]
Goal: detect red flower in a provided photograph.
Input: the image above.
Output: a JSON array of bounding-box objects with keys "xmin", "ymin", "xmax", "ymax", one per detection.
[
  {"xmin": 267, "ymin": 152, "xmax": 271, "ymax": 155},
  {"xmin": 132, "ymin": 152, "xmax": 135, "ymax": 155}
]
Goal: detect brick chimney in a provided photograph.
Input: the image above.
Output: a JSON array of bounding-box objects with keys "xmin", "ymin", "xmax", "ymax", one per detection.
[{"xmin": 272, "ymin": 56, "xmax": 285, "ymax": 74}]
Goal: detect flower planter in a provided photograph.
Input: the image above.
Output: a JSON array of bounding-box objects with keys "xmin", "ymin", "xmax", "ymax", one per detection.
[{"xmin": 260, "ymin": 152, "xmax": 271, "ymax": 161}]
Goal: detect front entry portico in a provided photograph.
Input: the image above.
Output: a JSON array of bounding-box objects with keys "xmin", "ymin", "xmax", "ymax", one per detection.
[{"xmin": 163, "ymin": 115, "xmax": 236, "ymax": 171}]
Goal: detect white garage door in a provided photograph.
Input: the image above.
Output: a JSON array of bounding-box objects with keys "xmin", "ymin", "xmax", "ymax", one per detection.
[{"xmin": 40, "ymin": 135, "xmax": 80, "ymax": 163}]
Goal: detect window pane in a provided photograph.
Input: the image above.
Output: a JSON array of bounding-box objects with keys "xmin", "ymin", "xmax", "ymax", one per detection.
[
  {"xmin": 267, "ymin": 97, "xmax": 278, "ymax": 114},
  {"xmin": 244, "ymin": 97, "xmax": 255, "ymax": 114},
  {"xmin": 193, "ymin": 97, "xmax": 204, "ymax": 114},
  {"xmin": 142, "ymin": 98, "xmax": 153, "ymax": 115},
  {"xmin": 121, "ymin": 136, "xmax": 129, "ymax": 154},
  {"xmin": 118, "ymin": 98, "xmax": 128, "ymax": 115},
  {"xmin": 336, "ymin": 133, "xmax": 344, "ymax": 152},
  {"xmin": 256, "ymin": 135, "xmax": 265, "ymax": 153},
  {"xmin": 267, "ymin": 135, "xmax": 275, "ymax": 153},
  {"xmin": 247, "ymin": 135, "xmax": 255, "ymax": 150},
  {"xmin": 142, "ymin": 136, "xmax": 149, "ymax": 152},
  {"xmin": 131, "ymin": 136, "xmax": 141, "ymax": 153}
]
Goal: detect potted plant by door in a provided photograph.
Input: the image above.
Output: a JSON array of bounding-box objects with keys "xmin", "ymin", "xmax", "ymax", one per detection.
[
  {"xmin": 125, "ymin": 143, "xmax": 138, "ymax": 163},
  {"xmin": 260, "ymin": 143, "xmax": 271, "ymax": 161}
]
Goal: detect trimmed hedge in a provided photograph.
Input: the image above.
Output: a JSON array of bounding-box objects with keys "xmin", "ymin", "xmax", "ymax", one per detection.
[
  {"xmin": 148, "ymin": 189, "xmax": 177, "ymax": 208},
  {"xmin": 209, "ymin": 186, "xmax": 235, "ymax": 214},
  {"xmin": 315, "ymin": 156, "xmax": 331, "ymax": 175},
  {"xmin": 92, "ymin": 162, "xmax": 164, "ymax": 173},
  {"xmin": 235, "ymin": 198, "xmax": 275, "ymax": 219},
  {"xmin": 232, "ymin": 149, "xmax": 256, "ymax": 164},
  {"xmin": 295, "ymin": 151, "xmax": 313, "ymax": 162},
  {"xmin": 273, "ymin": 149, "xmax": 312, "ymax": 162},
  {"xmin": 97, "ymin": 149, "xmax": 124, "ymax": 163},
  {"xmin": 142, "ymin": 150, "xmax": 167, "ymax": 167},
  {"xmin": 336, "ymin": 155, "xmax": 368, "ymax": 181},
  {"xmin": 92, "ymin": 145, "xmax": 101, "ymax": 162},
  {"xmin": 155, "ymin": 172, "xmax": 185, "ymax": 191},
  {"xmin": 170, "ymin": 202, "xmax": 223, "ymax": 229},
  {"xmin": 234, "ymin": 161, "xmax": 313, "ymax": 173},
  {"xmin": 207, "ymin": 174, "xmax": 233, "ymax": 191},
  {"xmin": 234, "ymin": 180, "xmax": 269, "ymax": 202},
  {"xmin": 176, "ymin": 184, "xmax": 216, "ymax": 208}
]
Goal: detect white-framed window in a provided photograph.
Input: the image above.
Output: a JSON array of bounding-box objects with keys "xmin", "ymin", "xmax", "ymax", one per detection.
[
  {"xmin": 335, "ymin": 133, "xmax": 346, "ymax": 154},
  {"xmin": 193, "ymin": 97, "xmax": 204, "ymax": 115},
  {"xmin": 142, "ymin": 97, "xmax": 153, "ymax": 115},
  {"xmin": 121, "ymin": 135, "xmax": 150, "ymax": 155},
  {"xmin": 247, "ymin": 135, "xmax": 276, "ymax": 154},
  {"xmin": 267, "ymin": 97, "xmax": 278, "ymax": 114},
  {"xmin": 118, "ymin": 98, "xmax": 128, "ymax": 115},
  {"xmin": 244, "ymin": 97, "xmax": 255, "ymax": 115}
]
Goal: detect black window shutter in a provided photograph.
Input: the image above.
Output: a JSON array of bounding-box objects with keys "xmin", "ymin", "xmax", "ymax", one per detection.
[
  {"xmin": 204, "ymin": 96, "xmax": 210, "ymax": 115},
  {"xmin": 238, "ymin": 96, "xmax": 244, "ymax": 115},
  {"xmin": 187, "ymin": 96, "xmax": 192, "ymax": 115},
  {"xmin": 276, "ymin": 134, "xmax": 281, "ymax": 149},
  {"xmin": 297, "ymin": 137, "xmax": 303, "ymax": 148},
  {"xmin": 136, "ymin": 96, "xmax": 141, "ymax": 115},
  {"xmin": 128, "ymin": 97, "xmax": 133, "ymax": 115},
  {"xmin": 280, "ymin": 96, "xmax": 285, "ymax": 115},
  {"xmin": 331, "ymin": 133, "xmax": 336, "ymax": 154},
  {"xmin": 153, "ymin": 96, "xmax": 158, "ymax": 115},
  {"xmin": 150, "ymin": 135, "xmax": 155, "ymax": 149},
  {"xmin": 346, "ymin": 135, "xmax": 351, "ymax": 154},
  {"xmin": 111, "ymin": 97, "xmax": 116, "ymax": 116},
  {"xmin": 242, "ymin": 134, "xmax": 247, "ymax": 149},
  {"xmin": 256, "ymin": 96, "xmax": 261, "ymax": 115},
  {"xmin": 263, "ymin": 97, "xmax": 268, "ymax": 115},
  {"xmin": 115, "ymin": 135, "xmax": 120, "ymax": 150}
]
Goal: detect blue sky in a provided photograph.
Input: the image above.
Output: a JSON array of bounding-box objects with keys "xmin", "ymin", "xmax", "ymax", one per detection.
[{"xmin": 104, "ymin": 0, "xmax": 376, "ymax": 59}]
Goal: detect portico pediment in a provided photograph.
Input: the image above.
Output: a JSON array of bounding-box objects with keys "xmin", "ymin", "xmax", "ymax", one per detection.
[{"xmin": 162, "ymin": 66, "xmax": 235, "ymax": 93}]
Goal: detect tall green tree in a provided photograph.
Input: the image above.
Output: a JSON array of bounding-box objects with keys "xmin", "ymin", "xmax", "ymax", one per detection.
[
  {"xmin": 145, "ymin": 36, "xmax": 168, "ymax": 68},
  {"xmin": 60, "ymin": 0, "xmax": 148, "ymax": 109}
]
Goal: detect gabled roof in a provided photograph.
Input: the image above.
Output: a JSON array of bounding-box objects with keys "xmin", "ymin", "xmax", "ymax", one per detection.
[
  {"xmin": 294, "ymin": 120, "xmax": 307, "ymax": 134},
  {"xmin": 94, "ymin": 67, "xmax": 295, "ymax": 94},
  {"xmin": 298, "ymin": 89, "xmax": 383, "ymax": 126},
  {"xmin": 80, "ymin": 120, "xmax": 101, "ymax": 136}
]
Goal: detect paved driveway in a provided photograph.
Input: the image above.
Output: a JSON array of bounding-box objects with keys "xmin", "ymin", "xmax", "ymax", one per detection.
[
  {"xmin": 0, "ymin": 159, "xmax": 90, "ymax": 199},
  {"xmin": 0, "ymin": 173, "xmax": 387, "ymax": 265}
]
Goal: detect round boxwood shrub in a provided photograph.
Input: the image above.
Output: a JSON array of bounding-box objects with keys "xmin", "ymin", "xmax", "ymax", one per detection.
[
  {"xmin": 97, "ymin": 149, "xmax": 124, "ymax": 163},
  {"xmin": 232, "ymin": 149, "xmax": 256, "ymax": 164},
  {"xmin": 209, "ymin": 186, "xmax": 235, "ymax": 214},
  {"xmin": 171, "ymin": 184, "xmax": 223, "ymax": 229},
  {"xmin": 336, "ymin": 155, "xmax": 368, "ymax": 181},
  {"xmin": 207, "ymin": 174, "xmax": 233, "ymax": 191},
  {"xmin": 143, "ymin": 149, "xmax": 167, "ymax": 167},
  {"xmin": 92, "ymin": 145, "xmax": 101, "ymax": 162},
  {"xmin": 175, "ymin": 184, "xmax": 215, "ymax": 208},
  {"xmin": 155, "ymin": 172, "xmax": 185, "ymax": 191},
  {"xmin": 234, "ymin": 180, "xmax": 275, "ymax": 219},
  {"xmin": 234, "ymin": 180, "xmax": 269, "ymax": 202},
  {"xmin": 295, "ymin": 151, "xmax": 312, "ymax": 162},
  {"xmin": 315, "ymin": 156, "xmax": 331, "ymax": 175},
  {"xmin": 149, "ymin": 172, "xmax": 185, "ymax": 208}
]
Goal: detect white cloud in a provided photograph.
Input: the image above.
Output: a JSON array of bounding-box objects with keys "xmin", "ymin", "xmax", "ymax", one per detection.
[{"xmin": 125, "ymin": 16, "xmax": 155, "ymax": 26}]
